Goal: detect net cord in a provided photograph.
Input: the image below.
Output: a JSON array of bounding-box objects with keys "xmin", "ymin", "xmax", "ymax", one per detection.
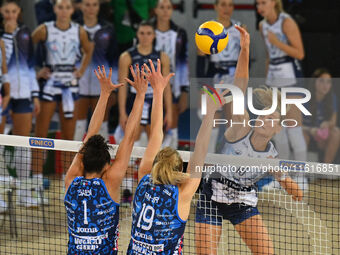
[{"xmin": 0, "ymin": 134, "xmax": 339, "ymax": 176}]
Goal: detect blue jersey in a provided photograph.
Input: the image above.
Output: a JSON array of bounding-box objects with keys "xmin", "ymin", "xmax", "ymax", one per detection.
[
  {"xmin": 128, "ymin": 46, "xmax": 161, "ymax": 98},
  {"xmin": 1, "ymin": 25, "xmax": 39, "ymax": 99},
  {"xmin": 64, "ymin": 176, "xmax": 119, "ymax": 255},
  {"xmin": 127, "ymin": 174, "xmax": 186, "ymax": 255}
]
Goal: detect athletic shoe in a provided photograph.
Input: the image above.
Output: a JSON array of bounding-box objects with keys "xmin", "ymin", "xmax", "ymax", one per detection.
[{"xmin": 121, "ymin": 189, "xmax": 132, "ymax": 207}]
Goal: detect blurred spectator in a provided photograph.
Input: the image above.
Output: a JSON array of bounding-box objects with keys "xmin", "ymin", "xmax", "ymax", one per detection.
[
  {"xmin": 117, "ymin": 21, "xmax": 172, "ymax": 140},
  {"xmin": 72, "ymin": 0, "xmax": 83, "ymax": 22},
  {"xmin": 31, "ymin": 0, "xmax": 93, "ymax": 204},
  {"xmin": 0, "ymin": 39, "xmax": 10, "ymax": 136},
  {"xmin": 303, "ymin": 68, "xmax": 340, "ymax": 163},
  {"xmin": 97, "ymin": 0, "xmax": 114, "ymax": 22},
  {"xmin": 196, "ymin": 0, "xmax": 241, "ymax": 83},
  {"xmin": 1, "ymin": 0, "xmax": 40, "ymax": 208},
  {"xmin": 35, "ymin": 0, "xmax": 56, "ymax": 25},
  {"xmin": 110, "ymin": 0, "xmax": 158, "ymax": 53},
  {"xmin": 195, "ymin": 0, "xmax": 242, "ymax": 153},
  {"xmin": 35, "ymin": 0, "xmax": 82, "ymax": 24},
  {"xmin": 74, "ymin": 0, "xmax": 118, "ymax": 141},
  {"xmin": 153, "ymin": 0, "xmax": 189, "ymax": 149},
  {"xmin": 258, "ymin": 0, "xmax": 306, "ymax": 162}
]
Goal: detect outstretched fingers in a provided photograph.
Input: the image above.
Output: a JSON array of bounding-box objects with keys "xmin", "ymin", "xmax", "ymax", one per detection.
[
  {"xmin": 220, "ymin": 88, "xmax": 232, "ymax": 105},
  {"xmin": 221, "ymin": 88, "xmax": 231, "ymax": 97},
  {"xmin": 96, "ymin": 65, "xmax": 104, "ymax": 78},
  {"xmin": 135, "ymin": 64, "xmax": 140, "ymax": 81},
  {"xmin": 101, "ymin": 65, "xmax": 107, "ymax": 77},
  {"xmin": 148, "ymin": 59, "xmax": 156, "ymax": 73},
  {"xmin": 112, "ymin": 83, "xmax": 125, "ymax": 89},
  {"xmin": 108, "ymin": 67, "xmax": 113, "ymax": 80},
  {"xmin": 140, "ymin": 66, "xmax": 147, "ymax": 81},
  {"xmin": 143, "ymin": 63, "xmax": 151, "ymax": 75},
  {"xmin": 94, "ymin": 69, "xmax": 101, "ymax": 80},
  {"xmin": 156, "ymin": 58, "xmax": 161, "ymax": 73},
  {"xmin": 124, "ymin": 77, "xmax": 134, "ymax": 86},
  {"xmin": 234, "ymin": 24, "xmax": 246, "ymax": 34},
  {"xmin": 130, "ymin": 65, "xmax": 137, "ymax": 81},
  {"xmin": 165, "ymin": 73, "xmax": 175, "ymax": 83}
]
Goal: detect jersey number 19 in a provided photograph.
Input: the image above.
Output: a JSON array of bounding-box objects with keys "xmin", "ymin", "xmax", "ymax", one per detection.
[{"xmin": 137, "ymin": 203, "xmax": 155, "ymax": 231}]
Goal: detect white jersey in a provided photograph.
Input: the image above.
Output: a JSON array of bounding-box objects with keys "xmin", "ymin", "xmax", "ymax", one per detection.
[
  {"xmin": 155, "ymin": 21, "xmax": 189, "ymax": 99},
  {"xmin": 210, "ymin": 131, "xmax": 278, "ymax": 207},
  {"xmin": 155, "ymin": 29, "xmax": 177, "ymax": 72},
  {"xmin": 44, "ymin": 21, "xmax": 80, "ymax": 94},
  {"xmin": 2, "ymin": 26, "xmax": 39, "ymax": 99},
  {"xmin": 210, "ymin": 20, "xmax": 241, "ymax": 83},
  {"xmin": 261, "ymin": 13, "xmax": 302, "ymax": 87}
]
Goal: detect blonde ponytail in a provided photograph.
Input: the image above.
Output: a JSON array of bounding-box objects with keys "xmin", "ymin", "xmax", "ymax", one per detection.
[
  {"xmin": 253, "ymin": 86, "xmax": 290, "ymax": 117},
  {"xmin": 151, "ymin": 147, "xmax": 189, "ymax": 185}
]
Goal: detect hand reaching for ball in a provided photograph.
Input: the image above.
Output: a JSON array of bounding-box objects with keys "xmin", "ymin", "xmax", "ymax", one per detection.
[{"xmin": 235, "ymin": 25, "xmax": 250, "ymax": 50}]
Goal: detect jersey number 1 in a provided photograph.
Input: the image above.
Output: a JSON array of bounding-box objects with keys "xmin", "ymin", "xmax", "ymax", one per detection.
[
  {"xmin": 83, "ymin": 200, "xmax": 88, "ymax": 225},
  {"xmin": 137, "ymin": 203, "xmax": 155, "ymax": 231}
]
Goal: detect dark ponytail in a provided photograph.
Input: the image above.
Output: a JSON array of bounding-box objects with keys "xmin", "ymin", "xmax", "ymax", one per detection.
[{"xmin": 80, "ymin": 135, "xmax": 111, "ymax": 174}]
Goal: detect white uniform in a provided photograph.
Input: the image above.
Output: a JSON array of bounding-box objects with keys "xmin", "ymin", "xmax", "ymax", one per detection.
[
  {"xmin": 2, "ymin": 26, "xmax": 39, "ymax": 100},
  {"xmin": 210, "ymin": 131, "xmax": 278, "ymax": 207},
  {"xmin": 209, "ymin": 20, "xmax": 241, "ymax": 84},
  {"xmin": 262, "ymin": 13, "xmax": 302, "ymax": 87},
  {"xmin": 43, "ymin": 21, "xmax": 80, "ymax": 97},
  {"xmin": 42, "ymin": 21, "xmax": 81, "ymax": 118},
  {"xmin": 155, "ymin": 21, "xmax": 189, "ymax": 99}
]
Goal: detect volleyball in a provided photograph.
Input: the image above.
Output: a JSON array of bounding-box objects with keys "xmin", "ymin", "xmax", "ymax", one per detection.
[{"xmin": 195, "ymin": 21, "xmax": 229, "ymax": 55}]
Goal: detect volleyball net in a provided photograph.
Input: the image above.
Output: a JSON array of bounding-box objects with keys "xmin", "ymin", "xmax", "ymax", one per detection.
[{"xmin": 0, "ymin": 134, "xmax": 339, "ymax": 254}]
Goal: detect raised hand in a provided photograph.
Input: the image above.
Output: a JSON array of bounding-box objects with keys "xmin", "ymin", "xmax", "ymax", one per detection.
[
  {"xmin": 235, "ymin": 25, "xmax": 250, "ymax": 50},
  {"xmin": 143, "ymin": 59, "xmax": 174, "ymax": 92},
  {"xmin": 124, "ymin": 64, "xmax": 148, "ymax": 95},
  {"xmin": 204, "ymin": 87, "xmax": 230, "ymax": 114},
  {"xmin": 95, "ymin": 65, "xmax": 124, "ymax": 95}
]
